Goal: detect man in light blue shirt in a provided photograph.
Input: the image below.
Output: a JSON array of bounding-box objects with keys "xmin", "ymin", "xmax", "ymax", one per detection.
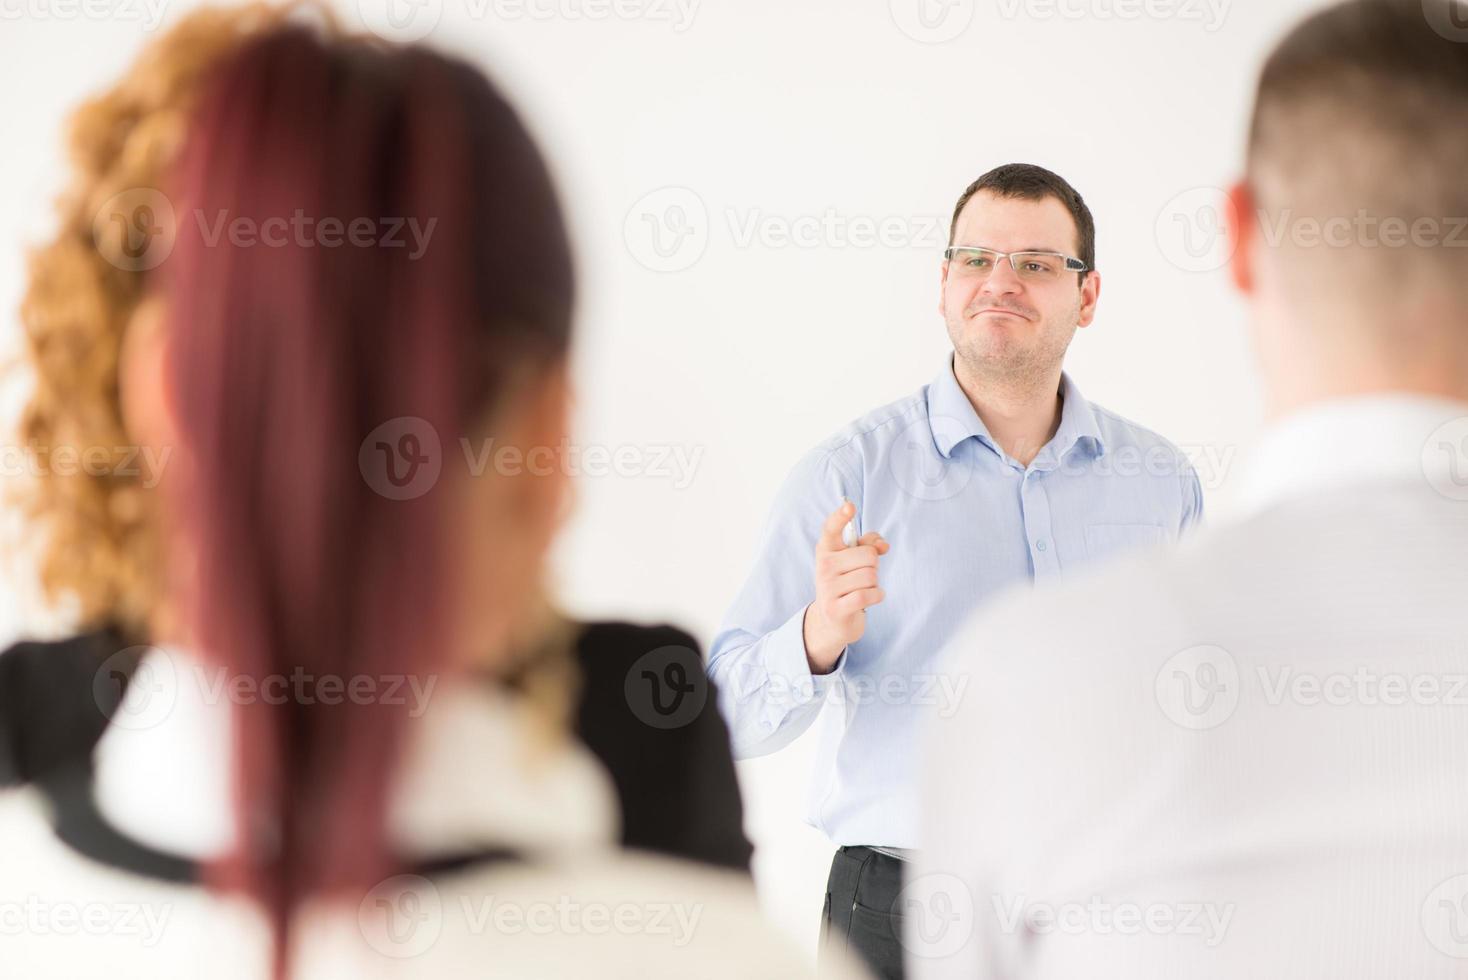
[{"xmin": 707, "ymin": 163, "xmax": 1203, "ymax": 979}]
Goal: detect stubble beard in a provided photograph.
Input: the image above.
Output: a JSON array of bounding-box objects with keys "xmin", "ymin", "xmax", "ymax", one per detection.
[{"xmin": 947, "ymin": 301, "xmax": 1080, "ymax": 396}]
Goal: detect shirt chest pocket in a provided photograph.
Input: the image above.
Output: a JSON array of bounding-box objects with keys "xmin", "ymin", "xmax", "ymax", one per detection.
[{"xmin": 1084, "ymin": 522, "xmax": 1169, "ymax": 564}]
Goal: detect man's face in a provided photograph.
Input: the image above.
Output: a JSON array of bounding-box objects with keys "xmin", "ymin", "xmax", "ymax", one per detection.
[{"xmin": 940, "ymin": 190, "xmax": 1099, "ymax": 383}]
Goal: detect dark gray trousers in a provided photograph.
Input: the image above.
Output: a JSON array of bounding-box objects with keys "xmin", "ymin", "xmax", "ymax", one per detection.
[{"xmin": 820, "ymin": 845, "xmax": 906, "ymax": 980}]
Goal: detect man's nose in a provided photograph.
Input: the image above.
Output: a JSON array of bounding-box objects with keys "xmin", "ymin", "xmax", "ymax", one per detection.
[{"xmin": 979, "ymin": 257, "xmax": 1024, "ymax": 297}]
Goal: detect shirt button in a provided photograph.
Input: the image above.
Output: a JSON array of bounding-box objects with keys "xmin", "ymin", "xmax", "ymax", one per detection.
[{"xmin": 1036, "ymin": 539, "xmax": 1048, "ymax": 552}]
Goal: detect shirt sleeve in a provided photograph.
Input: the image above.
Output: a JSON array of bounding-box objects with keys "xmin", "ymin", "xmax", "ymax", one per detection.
[
  {"xmin": 1180, "ymin": 458, "xmax": 1205, "ymax": 534},
  {"xmin": 707, "ymin": 448, "xmax": 855, "ymax": 759}
]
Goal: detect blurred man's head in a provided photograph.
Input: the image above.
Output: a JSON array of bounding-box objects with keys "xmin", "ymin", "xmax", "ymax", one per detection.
[
  {"xmin": 941, "ymin": 164, "xmax": 1101, "ymax": 390},
  {"xmin": 1231, "ymin": 0, "xmax": 1468, "ymax": 414}
]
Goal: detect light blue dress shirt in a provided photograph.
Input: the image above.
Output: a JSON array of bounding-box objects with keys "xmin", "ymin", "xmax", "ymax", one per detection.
[{"xmin": 708, "ymin": 354, "xmax": 1204, "ymax": 848}]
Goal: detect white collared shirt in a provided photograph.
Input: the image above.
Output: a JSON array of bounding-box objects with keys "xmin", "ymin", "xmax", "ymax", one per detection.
[
  {"xmin": 1235, "ymin": 394, "xmax": 1468, "ymax": 516},
  {"xmin": 911, "ymin": 394, "xmax": 1468, "ymax": 979}
]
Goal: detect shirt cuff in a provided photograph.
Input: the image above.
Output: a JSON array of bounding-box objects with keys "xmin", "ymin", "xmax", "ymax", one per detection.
[{"xmin": 762, "ymin": 605, "xmax": 846, "ymax": 707}]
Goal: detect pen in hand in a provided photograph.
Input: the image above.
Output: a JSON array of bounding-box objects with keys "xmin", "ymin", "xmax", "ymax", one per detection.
[
  {"xmin": 803, "ymin": 498, "xmax": 889, "ymax": 675},
  {"xmin": 841, "ymin": 496, "xmax": 859, "ymax": 548}
]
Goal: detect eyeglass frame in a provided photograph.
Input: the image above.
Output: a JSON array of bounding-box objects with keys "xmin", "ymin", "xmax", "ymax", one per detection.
[{"xmin": 943, "ymin": 245, "xmax": 1090, "ymax": 279}]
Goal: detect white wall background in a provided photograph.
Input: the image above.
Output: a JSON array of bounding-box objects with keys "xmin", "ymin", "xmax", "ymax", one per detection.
[{"xmin": 2, "ymin": 0, "xmax": 1328, "ymax": 958}]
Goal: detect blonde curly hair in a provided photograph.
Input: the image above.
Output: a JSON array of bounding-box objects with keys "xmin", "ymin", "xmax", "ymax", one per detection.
[{"xmin": 11, "ymin": 3, "xmax": 326, "ymax": 639}]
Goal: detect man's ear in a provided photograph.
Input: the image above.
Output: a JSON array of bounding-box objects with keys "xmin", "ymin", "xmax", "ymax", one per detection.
[
  {"xmin": 937, "ymin": 258, "xmax": 950, "ymax": 319},
  {"xmin": 1226, "ymin": 180, "xmax": 1255, "ymax": 295},
  {"xmin": 1077, "ymin": 271, "xmax": 1101, "ymax": 329}
]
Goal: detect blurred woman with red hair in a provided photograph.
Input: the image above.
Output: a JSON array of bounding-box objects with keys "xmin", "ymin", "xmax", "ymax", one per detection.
[{"xmin": 0, "ymin": 7, "xmax": 854, "ymax": 978}]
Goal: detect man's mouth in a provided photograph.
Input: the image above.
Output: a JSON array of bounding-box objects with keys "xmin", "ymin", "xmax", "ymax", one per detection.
[{"xmin": 969, "ymin": 307, "xmax": 1033, "ymax": 321}]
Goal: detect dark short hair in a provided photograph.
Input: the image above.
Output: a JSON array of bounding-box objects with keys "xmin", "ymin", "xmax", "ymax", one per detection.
[
  {"xmin": 948, "ymin": 163, "xmax": 1096, "ymax": 277},
  {"xmin": 1247, "ymin": 0, "xmax": 1468, "ymax": 283}
]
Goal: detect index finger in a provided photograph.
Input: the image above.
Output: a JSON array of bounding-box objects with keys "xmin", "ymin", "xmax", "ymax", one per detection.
[{"xmin": 816, "ymin": 499, "xmax": 856, "ymax": 554}]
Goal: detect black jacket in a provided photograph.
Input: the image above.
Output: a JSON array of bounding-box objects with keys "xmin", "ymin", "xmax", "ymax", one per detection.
[{"xmin": 0, "ymin": 621, "xmax": 752, "ymax": 877}]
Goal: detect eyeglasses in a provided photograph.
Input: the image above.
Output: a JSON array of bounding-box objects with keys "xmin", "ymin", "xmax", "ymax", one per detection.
[{"xmin": 943, "ymin": 246, "xmax": 1088, "ymax": 282}]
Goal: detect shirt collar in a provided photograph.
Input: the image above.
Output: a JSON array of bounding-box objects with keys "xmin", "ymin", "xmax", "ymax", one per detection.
[
  {"xmin": 1048, "ymin": 372, "xmax": 1108, "ymax": 466},
  {"xmin": 91, "ymin": 647, "xmax": 619, "ymax": 863},
  {"xmin": 1236, "ymin": 393, "xmax": 1468, "ymax": 514},
  {"xmin": 927, "ymin": 353, "xmax": 1106, "ymax": 464}
]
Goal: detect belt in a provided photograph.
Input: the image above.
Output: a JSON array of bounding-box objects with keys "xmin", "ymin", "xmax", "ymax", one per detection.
[{"xmin": 856, "ymin": 845, "xmax": 915, "ymax": 862}]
